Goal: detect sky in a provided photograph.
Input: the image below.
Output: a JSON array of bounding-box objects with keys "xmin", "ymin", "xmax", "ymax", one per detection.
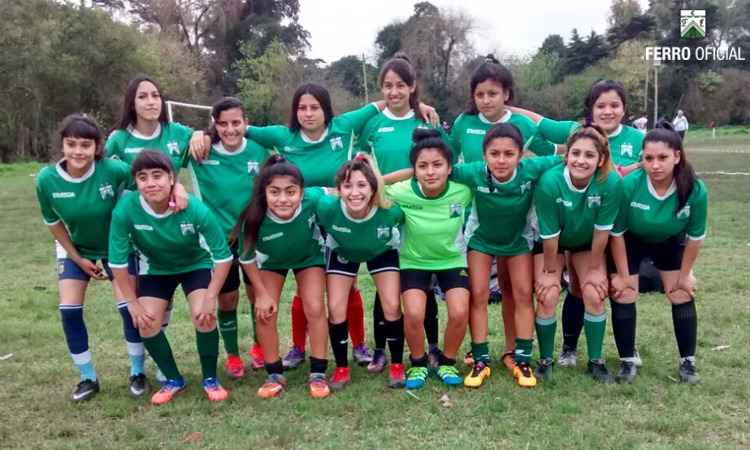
[{"xmin": 299, "ymin": 0, "xmax": 651, "ymax": 64}]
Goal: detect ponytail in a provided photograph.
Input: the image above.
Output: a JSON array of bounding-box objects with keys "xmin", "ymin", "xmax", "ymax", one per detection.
[{"xmin": 409, "ymin": 129, "xmax": 453, "ymax": 168}]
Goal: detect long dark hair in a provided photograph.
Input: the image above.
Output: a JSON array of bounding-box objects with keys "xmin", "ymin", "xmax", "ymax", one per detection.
[
  {"xmin": 57, "ymin": 113, "xmax": 105, "ymax": 161},
  {"xmin": 643, "ymin": 122, "xmax": 697, "ymax": 214},
  {"xmin": 117, "ymin": 74, "xmax": 169, "ymax": 130},
  {"xmin": 379, "ymin": 53, "xmax": 425, "ymax": 122},
  {"xmin": 289, "ymin": 83, "xmax": 334, "ymax": 132},
  {"xmin": 466, "ymin": 54, "xmax": 515, "ymax": 115},
  {"xmin": 230, "ymin": 155, "xmax": 305, "ymax": 259},
  {"xmin": 584, "ymin": 79, "xmax": 629, "ymax": 123},
  {"xmin": 208, "ymin": 97, "xmax": 246, "ymax": 143},
  {"xmin": 409, "ymin": 129, "xmax": 453, "ymax": 168}
]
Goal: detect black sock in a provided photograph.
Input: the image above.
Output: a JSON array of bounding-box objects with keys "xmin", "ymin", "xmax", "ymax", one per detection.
[
  {"xmin": 309, "ymin": 356, "xmax": 328, "ymax": 375},
  {"xmin": 385, "ymin": 316, "xmax": 404, "ymax": 364},
  {"xmin": 373, "ymin": 293, "xmax": 386, "ymax": 350},
  {"xmin": 672, "ymin": 301, "xmax": 697, "ymax": 358},
  {"xmin": 424, "ymin": 292, "xmax": 439, "ymax": 346},
  {"xmin": 328, "ymin": 320, "xmax": 349, "ymax": 368},
  {"xmin": 438, "ymin": 352, "xmax": 456, "ymax": 366},
  {"xmin": 562, "ymin": 292, "xmax": 585, "ymax": 349},
  {"xmin": 265, "ymin": 359, "xmax": 283, "ymax": 375},
  {"xmin": 610, "ymin": 300, "xmax": 636, "ymax": 359},
  {"xmin": 410, "ymin": 354, "xmax": 429, "ymax": 367}
]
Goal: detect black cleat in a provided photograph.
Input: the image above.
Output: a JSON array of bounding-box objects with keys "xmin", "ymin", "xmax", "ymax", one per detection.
[
  {"xmin": 617, "ymin": 360, "xmax": 637, "ymax": 383},
  {"xmin": 129, "ymin": 373, "xmax": 151, "ymax": 397},
  {"xmin": 533, "ymin": 358, "xmax": 555, "ymax": 382},
  {"xmin": 70, "ymin": 379, "xmax": 100, "ymax": 403},
  {"xmin": 587, "ymin": 359, "xmax": 615, "ymax": 383},
  {"xmin": 679, "ymin": 359, "xmax": 701, "ymax": 385}
]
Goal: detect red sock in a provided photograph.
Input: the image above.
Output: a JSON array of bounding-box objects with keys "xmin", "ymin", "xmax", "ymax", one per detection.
[
  {"xmin": 291, "ymin": 295, "xmax": 307, "ymax": 352},
  {"xmin": 347, "ymin": 289, "xmax": 365, "ymax": 345}
]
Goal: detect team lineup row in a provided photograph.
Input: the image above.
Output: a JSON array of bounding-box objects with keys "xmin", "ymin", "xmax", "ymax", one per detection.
[{"xmin": 36, "ymin": 54, "xmax": 706, "ymax": 405}]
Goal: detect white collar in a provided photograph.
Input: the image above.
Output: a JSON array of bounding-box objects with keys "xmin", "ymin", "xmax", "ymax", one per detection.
[
  {"xmin": 300, "ymin": 127, "xmax": 329, "ymax": 144},
  {"xmin": 488, "ymin": 165, "xmax": 517, "ymax": 185},
  {"xmin": 340, "ymin": 199, "xmax": 377, "ymax": 222},
  {"xmin": 56, "ymin": 160, "xmax": 95, "ymax": 183},
  {"xmin": 478, "ymin": 110, "xmax": 511, "ymax": 124},
  {"xmin": 266, "ymin": 204, "xmax": 302, "ymax": 224},
  {"xmin": 212, "ymin": 138, "xmax": 247, "ymax": 156},
  {"xmin": 607, "ymin": 124, "xmax": 623, "ymax": 138},
  {"xmin": 383, "ymin": 108, "xmax": 415, "ymax": 121},
  {"xmin": 646, "ymin": 176, "xmax": 677, "ymax": 201},
  {"xmin": 564, "ymin": 166, "xmax": 592, "ymax": 193},
  {"xmin": 139, "ymin": 194, "xmax": 173, "ymax": 218},
  {"xmin": 127, "ymin": 123, "xmax": 162, "ymax": 140}
]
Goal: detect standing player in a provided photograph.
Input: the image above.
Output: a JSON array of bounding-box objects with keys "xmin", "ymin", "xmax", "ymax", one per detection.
[
  {"xmin": 449, "ymin": 55, "xmax": 561, "ymax": 372},
  {"xmin": 356, "ymin": 53, "xmax": 446, "ymax": 372},
  {"xmin": 533, "ymin": 124, "xmax": 622, "ymax": 384},
  {"xmin": 387, "ymin": 129, "xmax": 472, "ymax": 389},
  {"xmin": 36, "ymin": 114, "xmax": 143, "ymax": 402},
  {"xmin": 608, "ymin": 123, "xmax": 706, "ymax": 383},
  {"xmin": 234, "ymin": 155, "xmax": 330, "ymax": 398},
  {"xmin": 317, "ymin": 154, "xmax": 406, "ymax": 389},
  {"xmin": 189, "ymin": 97, "xmax": 270, "ymax": 377},
  {"xmin": 109, "ymin": 150, "xmax": 233, "ymax": 405}
]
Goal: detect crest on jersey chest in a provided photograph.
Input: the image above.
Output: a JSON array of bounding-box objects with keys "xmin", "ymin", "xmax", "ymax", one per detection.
[
  {"xmin": 167, "ymin": 141, "xmax": 180, "ymax": 155},
  {"xmin": 677, "ymin": 205, "xmax": 691, "ymax": 219},
  {"xmin": 180, "ymin": 222, "xmax": 196, "ymax": 236},
  {"xmin": 247, "ymin": 161, "xmax": 259, "ymax": 175},
  {"xmin": 99, "ymin": 184, "xmax": 115, "ymax": 200},
  {"xmin": 377, "ymin": 225, "xmax": 391, "ymax": 240},
  {"xmin": 620, "ymin": 143, "xmax": 634, "ymax": 158},
  {"xmin": 330, "ymin": 137, "xmax": 344, "ymax": 151},
  {"xmin": 587, "ymin": 195, "xmax": 602, "ymax": 208}
]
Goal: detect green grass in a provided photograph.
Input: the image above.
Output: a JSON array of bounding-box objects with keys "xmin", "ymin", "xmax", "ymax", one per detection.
[{"xmin": 1, "ymin": 138, "xmax": 750, "ymax": 449}]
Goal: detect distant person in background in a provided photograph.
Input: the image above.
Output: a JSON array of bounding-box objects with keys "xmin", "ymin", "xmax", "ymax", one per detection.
[
  {"xmin": 442, "ymin": 120, "xmax": 451, "ymax": 135},
  {"xmin": 710, "ymin": 120, "xmax": 717, "ymax": 139},
  {"xmin": 633, "ymin": 113, "xmax": 648, "ymax": 132},
  {"xmin": 672, "ymin": 110, "xmax": 689, "ymax": 140}
]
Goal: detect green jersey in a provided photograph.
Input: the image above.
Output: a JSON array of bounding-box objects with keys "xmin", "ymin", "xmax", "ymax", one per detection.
[
  {"xmin": 612, "ymin": 169, "xmax": 707, "ymax": 243},
  {"xmin": 36, "ymin": 158, "xmax": 131, "ymax": 260},
  {"xmin": 386, "ymin": 179, "xmax": 471, "ymax": 270},
  {"xmin": 316, "ymin": 194, "xmax": 404, "ymax": 263},
  {"xmin": 238, "ymin": 188, "xmax": 326, "ymax": 271},
  {"xmin": 452, "ymin": 156, "xmax": 563, "ymax": 256},
  {"xmin": 357, "ymin": 108, "xmax": 453, "ymax": 174},
  {"xmin": 188, "ymin": 138, "xmax": 270, "ymax": 238},
  {"xmin": 450, "ymin": 111, "xmax": 557, "ymax": 164},
  {"xmin": 246, "ymin": 104, "xmax": 379, "ymax": 187},
  {"xmin": 106, "ymin": 122, "xmax": 194, "ymax": 178},
  {"xmin": 109, "ymin": 193, "xmax": 232, "ymax": 275},
  {"xmin": 537, "ymin": 119, "xmax": 644, "ymax": 167},
  {"xmin": 535, "ymin": 165, "xmax": 622, "ymax": 248}
]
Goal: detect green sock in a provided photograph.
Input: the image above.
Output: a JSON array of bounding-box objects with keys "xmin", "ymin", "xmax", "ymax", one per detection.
[
  {"xmin": 142, "ymin": 331, "xmax": 182, "ymax": 381},
  {"xmin": 470, "ymin": 341, "xmax": 490, "ymax": 364},
  {"xmin": 583, "ymin": 312, "xmax": 607, "ymax": 361},
  {"xmin": 196, "ymin": 329, "xmax": 220, "ymax": 379},
  {"xmin": 535, "ymin": 315, "xmax": 557, "ymax": 360},
  {"xmin": 217, "ymin": 309, "xmax": 239, "ymax": 355},
  {"xmin": 514, "ymin": 338, "xmax": 533, "ymax": 364},
  {"xmin": 250, "ymin": 303, "xmax": 258, "ymax": 342}
]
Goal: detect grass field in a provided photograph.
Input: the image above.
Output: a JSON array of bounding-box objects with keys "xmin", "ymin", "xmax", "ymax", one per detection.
[{"xmin": 1, "ymin": 136, "xmax": 749, "ymax": 449}]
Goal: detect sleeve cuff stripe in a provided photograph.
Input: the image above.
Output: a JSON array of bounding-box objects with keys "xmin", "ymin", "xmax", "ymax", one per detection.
[
  {"xmin": 609, "ymin": 231, "xmax": 626, "ymax": 237},
  {"xmin": 108, "ymin": 263, "xmax": 129, "ymax": 268},
  {"xmin": 540, "ymin": 231, "xmax": 561, "ymax": 239},
  {"xmin": 595, "ymin": 224, "xmax": 614, "ymax": 231},
  {"xmin": 44, "ymin": 219, "xmax": 61, "ymax": 225},
  {"xmin": 213, "ymin": 256, "xmax": 234, "ymax": 264},
  {"xmin": 239, "ymin": 258, "xmax": 256, "ymax": 265},
  {"xmin": 687, "ymin": 234, "xmax": 706, "ymax": 241}
]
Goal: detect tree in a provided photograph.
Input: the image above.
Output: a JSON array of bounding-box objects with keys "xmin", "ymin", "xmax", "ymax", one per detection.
[
  {"xmin": 375, "ymin": 22, "xmax": 405, "ymax": 65},
  {"xmin": 326, "ymin": 55, "xmax": 378, "ymax": 101},
  {"xmin": 539, "ymin": 34, "xmax": 565, "ymax": 57}
]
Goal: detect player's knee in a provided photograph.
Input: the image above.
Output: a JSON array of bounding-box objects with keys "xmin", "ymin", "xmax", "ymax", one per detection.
[{"xmin": 667, "ymin": 288, "xmax": 692, "ymax": 305}]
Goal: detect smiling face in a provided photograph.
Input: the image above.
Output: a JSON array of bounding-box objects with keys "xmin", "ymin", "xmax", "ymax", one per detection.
[
  {"xmin": 135, "ymin": 168, "xmax": 174, "ymax": 205},
  {"xmin": 215, "ymin": 107, "xmax": 248, "ymax": 149},
  {"xmin": 62, "ymin": 136, "xmax": 97, "ymax": 175},
  {"xmin": 566, "ymin": 137, "xmax": 603, "ymax": 183},
  {"xmin": 296, "ymin": 94, "xmax": 326, "ymax": 135},
  {"xmin": 642, "ymin": 140, "xmax": 680, "ymax": 184},
  {"xmin": 484, "ymin": 137, "xmax": 522, "ymax": 182},
  {"xmin": 266, "ymin": 175, "xmax": 303, "ymax": 220},
  {"xmin": 339, "ymin": 170, "xmax": 374, "ymax": 214},
  {"xmin": 591, "ymin": 90, "xmax": 625, "ymax": 134},
  {"xmin": 134, "ymin": 81, "xmax": 162, "ymax": 124},
  {"xmin": 473, "ymin": 79, "xmax": 509, "ymax": 121},
  {"xmin": 381, "ymin": 69, "xmax": 415, "ymax": 113},
  {"xmin": 414, "ymin": 148, "xmax": 451, "ymax": 194}
]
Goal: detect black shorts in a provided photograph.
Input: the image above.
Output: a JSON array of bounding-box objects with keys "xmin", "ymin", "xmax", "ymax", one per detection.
[
  {"xmin": 606, "ymin": 232, "xmax": 685, "ymax": 275},
  {"xmin": 532, "ymin": 241, "xmax": 591, "ymax": 256},
  {"xmin": 325, "ymin": 249, "xmax": 400, "ymax": 278},
  {"xmin": 137, "ymin": 269, "xmax": 212, "ymax": 301},
  {"xmin": 220, "ymin": 243, "xmax": 251, "ymax": 294},
  {"xmin": 265, "ymin": 265, "xmax": 325, "ymax": 278},
  {"xmin": 400, "ymin": 268, "xmax": 470, "ymax": 295}
]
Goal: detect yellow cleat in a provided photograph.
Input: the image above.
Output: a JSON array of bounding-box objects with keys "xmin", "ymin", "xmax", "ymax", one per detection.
[
  {"xmin": 513, "ymin": 363, "xmax": 538, "ymax": 387},
  {"xmin": 463, "ymin": 361, "xmax": 491, "ymax": 388}
]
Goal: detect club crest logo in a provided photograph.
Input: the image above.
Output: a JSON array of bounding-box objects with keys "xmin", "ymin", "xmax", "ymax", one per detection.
[
  {"xmin": 520, "ymin": 181, "xmax": 532, "ymax": 194},
  {"xmin": 620, "ymin": 143, "xmax": 634, "ymax": 158},
  {"xmin": 247, "ymin": 161, "xmax": 259, "ymax": 175},
  {"xmin": 681, "ymin": 10, "xmax": 706, "ymax": 39},
  {"xmin": 329, "ymin": 137, "xmax": 344, "ymax": 150},
  {"xmin": 99, "ymin": 184, "xmax": 114, "ymax": 200},
  {"xmin": 677, "ymin": 205, "xmax": 691, "ymax": 220},
  {"xmin": 377, "ymin": 226, "xmax": 391, "ymax": 240},
  {"xmin": 180, "ymin": 222, "xmax": 196, "ymax": 236},
  {"xmin": 167, "ymin": 141, "xmax": 180, "ymax": 155},
  {"xmin": 449, "ymin": 203, "xmax": 462, "ymax": 218},
  {"xmin": 587, "ymin": 195, "xmax": 602, "ymax": 208}
]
